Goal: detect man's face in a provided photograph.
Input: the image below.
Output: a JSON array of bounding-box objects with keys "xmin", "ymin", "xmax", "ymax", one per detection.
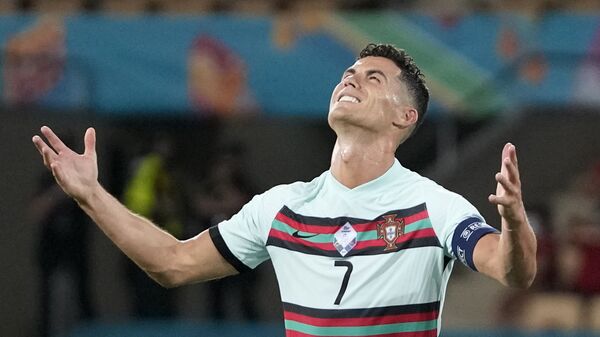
[{"xmin": 328, "ymin": 56, "xmax": 411, "ymax": 134}]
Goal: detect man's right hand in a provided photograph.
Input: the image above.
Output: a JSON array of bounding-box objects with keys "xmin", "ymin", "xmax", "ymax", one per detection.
[
  {"xmin": 32, "ymin": 126, "xmax": 99, "ymax": 204},
  {"xmin": 32, "ymin": 125, "xmax": 238, "ymax": 287}
]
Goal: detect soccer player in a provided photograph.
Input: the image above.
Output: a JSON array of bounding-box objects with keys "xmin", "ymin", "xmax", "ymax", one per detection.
[{"xmin": 32, "ymin": 43, "xmax": 536, "ymax": 337}]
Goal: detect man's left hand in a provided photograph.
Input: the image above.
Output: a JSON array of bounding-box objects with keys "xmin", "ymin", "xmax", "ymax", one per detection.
[{"xmin": 488, "ymin": 143, "xmax": 527, "ymax": 226}]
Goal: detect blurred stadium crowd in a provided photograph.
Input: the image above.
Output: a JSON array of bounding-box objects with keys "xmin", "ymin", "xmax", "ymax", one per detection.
[{"xmin": 1, "ymin": 0, "xmax": 600, "ymax": 14}]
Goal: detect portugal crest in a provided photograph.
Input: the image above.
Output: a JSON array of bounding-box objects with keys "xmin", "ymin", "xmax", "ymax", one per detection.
[{"xmin": 377, "ymin": 214, "xmax": 405, "ymax": 251}]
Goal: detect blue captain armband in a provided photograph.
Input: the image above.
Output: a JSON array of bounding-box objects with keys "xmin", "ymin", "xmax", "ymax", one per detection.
[{"xmin": 451, "ymin": 216, "xmax": 500, "ymax": 271}]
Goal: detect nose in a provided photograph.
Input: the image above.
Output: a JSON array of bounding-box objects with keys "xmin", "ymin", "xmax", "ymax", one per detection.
[{"xmin": 342, "ymin": 74, "xmax": 359, "ymax": 89}]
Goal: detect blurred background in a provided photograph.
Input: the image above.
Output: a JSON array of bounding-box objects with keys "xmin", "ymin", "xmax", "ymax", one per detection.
[{"xmin": 1, "ymin": 0, "xmax": 600, "ymax": 336}]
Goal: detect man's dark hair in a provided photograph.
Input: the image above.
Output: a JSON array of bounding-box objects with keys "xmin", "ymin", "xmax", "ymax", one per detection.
[{"xmin": 359, "ymin": 43, "xmax": 429, "ymax": 135}]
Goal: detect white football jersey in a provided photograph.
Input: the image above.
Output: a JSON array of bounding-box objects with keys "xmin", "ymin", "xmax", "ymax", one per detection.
[{"xmin": 210, "ymin": 159, "xmax": 495, "ymax": 337}]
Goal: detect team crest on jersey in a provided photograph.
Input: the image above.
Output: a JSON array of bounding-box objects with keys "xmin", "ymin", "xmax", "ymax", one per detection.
[{"xmin": 377, "ymin": 214, "xmax": 405, "ymax": 251}]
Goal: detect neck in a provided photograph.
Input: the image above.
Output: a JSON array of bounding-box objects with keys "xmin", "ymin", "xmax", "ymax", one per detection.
[{"xmin": 329, "ymin": 132, "xmax": 397, "ymax": 189}]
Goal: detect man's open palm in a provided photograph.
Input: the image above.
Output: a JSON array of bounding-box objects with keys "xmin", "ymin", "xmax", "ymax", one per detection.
[{"xmin": 32, "ymin": 126, "xmax": 99, "ymax": 202}]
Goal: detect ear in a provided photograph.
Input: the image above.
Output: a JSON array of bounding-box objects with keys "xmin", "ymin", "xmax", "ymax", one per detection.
[{"xmin": 392, "ymin": 106, "xmax": 418, "ymax": 129}]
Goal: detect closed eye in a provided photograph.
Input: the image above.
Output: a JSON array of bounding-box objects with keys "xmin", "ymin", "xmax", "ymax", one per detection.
[
  {"xmin": 369, "ymin": 75, "xmax": 382, "ymax": 83},
  {"xmin": 366, "ymin": 69, "xmax": 386, "ymax": 83}
]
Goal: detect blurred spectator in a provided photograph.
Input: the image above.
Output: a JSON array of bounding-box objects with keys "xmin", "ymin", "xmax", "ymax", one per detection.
[
  {"xmin": 560, "ymin": 162, "xmax": 600, "ymax": 294},
  {"xmin": 552, "ymin": 163, "xmax": 600, "ymax": 238},
  {"xmin": 2, "ymin": 16, "xmax": 90, "ymax": 109},
  {"xmin": 187, "ymin": 35, "xmax": 259, "ymax": 117},
  {"xmin": 553, "ymin": 162, "xmax": 600, "ymax": 284},
  {"xmin": 121, "ymin": 133, "xmax": 185, "ymax": 318},
  {"xmin": 192, "ymin": 142, "xmax": 259, "ymax": 320},
  {"xmin": 31, "ymin": 133, "xmax": 94, "ymax": 337},
  {"xmin": 3, "ymin": 17, "xmax": 66, "ymax": 105},
  {"xmin": 574, "ymin": 25, "xmax": 600, "ymax": 105},
  {"xmin": 549, "ymin": 161, "xmax": 600, "ymax": 327},
  {"xmin": 564, "ymin": 216, "xmax": 600, "ymax": 296}
]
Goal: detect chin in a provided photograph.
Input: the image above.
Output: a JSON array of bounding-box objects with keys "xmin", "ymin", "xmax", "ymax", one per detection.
[
  {"xmin": 328, "ymin": 107, "xmax": 349, "ymax": 125},
  {"xmin": 328, "ymin": 110, "xmax": 366, "ymax": 132}
]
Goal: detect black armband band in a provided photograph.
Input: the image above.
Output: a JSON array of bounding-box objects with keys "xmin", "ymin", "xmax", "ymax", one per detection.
[{"xmin": 451, "ymin": 216, "xmax": 499, "ymax": 271}]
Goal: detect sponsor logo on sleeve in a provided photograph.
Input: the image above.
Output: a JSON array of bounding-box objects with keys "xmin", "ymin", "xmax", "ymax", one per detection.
[
  {"xmin": 457, "ymin": 246, "xmax": 467, "ymax": 265},
  {"xmin": 460, "ymin": 221, "xmax": 486, "ymax": 241}
]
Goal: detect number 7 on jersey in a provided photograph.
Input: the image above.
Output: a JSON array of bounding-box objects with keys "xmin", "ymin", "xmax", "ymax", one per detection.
[{"xmin": 333, "ymin": 261, "xmax": 353, "ymax": 305}]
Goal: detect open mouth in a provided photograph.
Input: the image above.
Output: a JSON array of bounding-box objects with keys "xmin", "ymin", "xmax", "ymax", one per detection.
[{"xmin": 338, "ymin": 95, "xmax": 360, "ymax": 103}]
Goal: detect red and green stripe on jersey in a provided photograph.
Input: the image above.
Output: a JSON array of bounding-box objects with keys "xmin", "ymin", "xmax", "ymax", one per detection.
[
  {"xmin": 283, "ymin": 301, "xmax": 439, "ymax": 337},
  {"xmin": 266, "ymin": 203, "xmax": 441, "ymax": 257}
]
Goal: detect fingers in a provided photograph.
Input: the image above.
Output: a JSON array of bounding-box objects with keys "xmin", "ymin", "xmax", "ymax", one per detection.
[
  {"xmin": 493, "ymin": 143, "xmax": 527, "ymax": 223},
  {"xmin": 501, "ymin": 143, "xmax": 518, "ymax": 163},
  {"xmin": 506, "ymin": 143, "xmax": 519, "ymax": 172},
  {"xmin": 40, "ymin": 126, "xmax": 69, "ymax": 154},
  {"xmin": 491, "ymin": 143, "xmax": 522, "ymax": 205},
  {"xmin": 509, "ymin": 143, "xmax": 518, "ymax": 168},
  {"xmin": 490, "ymin": 178, "xmax": 520, "ymax": 206},
  {"xmin": 32, "ymin": 135, "xmax": 57, "ymax": 168},
  {"xmin": 488, "ymin": 193, "xmax": 508, "ymax": 205},
  {"xmin": 503, "ymin": 156, "xmax": 520, "ymax": 185},
  {"xmin": 502, "ymin": 142, "xmax": 511, "ymax": 161},
  {"xmin": 84, "ymin": 127, "xmax": 96, "ymax": 157},
  {"xmin": 501, "ymin": 143, "xmax": 520, "ymax": 184},
  {"xmin": 494, "ymin": 171, "xmax": 519, "ymax": 197},
  {"xmin": 32, "ymin": 135, "xmax": 47, "ymax": 156},
  {"xmin": 49, "ymin": 161, "xmax": 66, "ymax": 186}
]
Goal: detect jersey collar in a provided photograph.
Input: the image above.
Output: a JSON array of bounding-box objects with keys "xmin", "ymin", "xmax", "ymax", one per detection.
[{"xmin": 327, "ymin": 158, "xmax": 405, "ymax": 194}]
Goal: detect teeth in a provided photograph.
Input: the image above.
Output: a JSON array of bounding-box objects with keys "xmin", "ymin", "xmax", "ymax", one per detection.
[{"xmin": 339, "ymin": 96, "xmax": 359, "ymax": 103}]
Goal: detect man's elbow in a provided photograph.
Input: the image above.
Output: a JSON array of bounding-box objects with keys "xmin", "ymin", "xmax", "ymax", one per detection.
[
  {"xmin": 143, "ymin": 245, "xmax": 191, "ymax": 289},
  {"xmin": 159, "ymin": 280, "xmax": 180, "ymax": 289},
  {"xmin": 505, "ymin": 263, "xmax": 537, "ymax": 289},
  {"xmin": 149, "ymin": 272, "xmax": 184, "ymax": 289},
  {"xmin": 506, "ymin": 275, "xmax": 535, "ymax": 289}
]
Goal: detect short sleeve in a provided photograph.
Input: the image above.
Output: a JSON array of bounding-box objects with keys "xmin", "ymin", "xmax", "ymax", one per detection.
[
  {"xmin": 209, "ymin": 193, "xmax": 271, "ymax": 272},
  {"xmin": 439, "ymin": 195, "xmax": 499, "ymax": 271}
]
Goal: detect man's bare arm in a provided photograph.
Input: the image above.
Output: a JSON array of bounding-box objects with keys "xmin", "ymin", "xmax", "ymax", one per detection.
[
  {"xmin": 32, "ymin": 126, "xmax": 237, "ymax": 287},
  {"xmin": 473, "ymin": 143, "xmax": 537, "ymax": 288}
]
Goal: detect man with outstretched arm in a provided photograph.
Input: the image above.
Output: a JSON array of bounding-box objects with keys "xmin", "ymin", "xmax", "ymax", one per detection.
[{"xmin": 33, "ymin": 43, "xmax": 536, "ymax": 337}]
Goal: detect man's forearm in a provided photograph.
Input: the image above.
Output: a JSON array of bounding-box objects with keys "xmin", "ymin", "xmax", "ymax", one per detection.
[
  {"xmin": 76, "ymin": 183, "xmax": 181, "ymax": 282},
  {"xmin": 498, "ymin": 217, "xmax": 537, "ymax": 288}
]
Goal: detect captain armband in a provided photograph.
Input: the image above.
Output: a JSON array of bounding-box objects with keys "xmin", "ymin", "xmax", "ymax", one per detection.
[{"xmin": 451, "ymin": 216, "xmax": 499, "ymax": 271}]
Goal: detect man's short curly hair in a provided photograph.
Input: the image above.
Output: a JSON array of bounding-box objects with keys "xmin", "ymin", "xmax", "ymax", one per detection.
[{"xmin": 359, "ymin": 43, "xmax": 429, "ymax": 135}]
